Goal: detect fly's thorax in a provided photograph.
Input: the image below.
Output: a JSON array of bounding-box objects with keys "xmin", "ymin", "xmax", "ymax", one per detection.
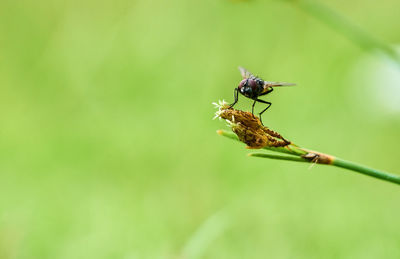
[{"xmin": 238, "ymin": 79, "xmax": 263, "ymax": 98}]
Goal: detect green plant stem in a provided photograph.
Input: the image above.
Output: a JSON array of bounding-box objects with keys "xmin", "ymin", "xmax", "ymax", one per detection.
[
  {"xmin": 218, "ymin": 129, "xmax": 400, "ymax": 185},
  {"xmin": 290, "ymin": 0, "xmax": 400, "ymax": 65},
  {"xmin": 249, "ymin": 153, "xmax": 307, "ymax": 162},
  {"xmin": 332, "ymin": 157, "xmax": 400, "ymax": 185}
]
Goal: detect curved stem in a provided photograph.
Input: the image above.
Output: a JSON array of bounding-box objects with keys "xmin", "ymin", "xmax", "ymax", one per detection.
[{"xmin": 291, "ymin": 0, "xmax": 400, "ymax": 66}]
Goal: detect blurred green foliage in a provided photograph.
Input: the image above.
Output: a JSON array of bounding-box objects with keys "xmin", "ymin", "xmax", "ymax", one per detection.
[{"xmin": 1, "ymin": 0, "xmax": 400, "ymax": 258}]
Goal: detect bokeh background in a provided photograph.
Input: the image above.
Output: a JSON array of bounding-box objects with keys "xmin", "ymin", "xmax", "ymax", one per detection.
[{"xmin": 1, "ymin": 0, "xmax": 400, "ymax": 258}]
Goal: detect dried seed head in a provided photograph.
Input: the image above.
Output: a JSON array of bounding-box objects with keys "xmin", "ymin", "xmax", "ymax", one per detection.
[{"xmin": 213, "ymin": 100, "xmax": 291, "ymax": 149}]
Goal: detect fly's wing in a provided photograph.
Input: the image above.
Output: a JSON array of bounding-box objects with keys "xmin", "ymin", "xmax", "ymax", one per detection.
[
  {"xmin": 264, "ymin": 81, "xmax": 296, "ymax": 87},
  {"xmin": 238, "ymin": 66, "xmax": 254, "ymax": 79}
]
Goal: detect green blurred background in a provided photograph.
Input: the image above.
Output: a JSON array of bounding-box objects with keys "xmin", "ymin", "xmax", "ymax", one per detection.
[{"xmin": 1, "ymin": 0, "xmax": 400, "ymax": 258}]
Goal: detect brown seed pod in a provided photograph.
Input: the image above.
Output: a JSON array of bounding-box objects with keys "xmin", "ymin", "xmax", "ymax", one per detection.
[{"xmin": 216, "ymin": 103, "xmax": 291, "ymax": 149}]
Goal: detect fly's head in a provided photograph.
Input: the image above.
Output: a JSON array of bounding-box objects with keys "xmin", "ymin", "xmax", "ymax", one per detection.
[{"xmin": 238, "ymin": 79, "xmax": 262, "ymax": 98}]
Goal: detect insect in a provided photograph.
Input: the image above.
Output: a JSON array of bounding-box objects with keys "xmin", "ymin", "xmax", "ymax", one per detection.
[{"xmin": 229, "ymin": 66, "xmax": 295, "ymax": 125}]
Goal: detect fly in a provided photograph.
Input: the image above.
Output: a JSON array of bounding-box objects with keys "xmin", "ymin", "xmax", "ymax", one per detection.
[{"xmin": 229, "ymin": 66, "xmax": 295, "ymax": 125}]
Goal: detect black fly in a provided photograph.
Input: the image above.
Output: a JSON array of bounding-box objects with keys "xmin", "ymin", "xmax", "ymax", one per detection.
[{"xmin": 229, "ymin": 67, "xmax": 295, "ymax": 125}]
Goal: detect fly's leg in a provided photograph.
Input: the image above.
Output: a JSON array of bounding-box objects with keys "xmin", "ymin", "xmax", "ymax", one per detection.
[
  {"xmin": 251, "ymin": 99, "xmax": 257, "ymax": 118},
  {"xmin": 265, "ymin": 88, "xmax": 273, "ymax": 95},
  {"xmin": 229, "ymin": 88, "xmax": 239, "ymax": 108},
  {"xmin": 258, "ymin": 87, "xmax": 273, "ymax": 97},
  {"xmin": 255, "ymin": 99, "xmax": 272, "ymax": 125}
]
